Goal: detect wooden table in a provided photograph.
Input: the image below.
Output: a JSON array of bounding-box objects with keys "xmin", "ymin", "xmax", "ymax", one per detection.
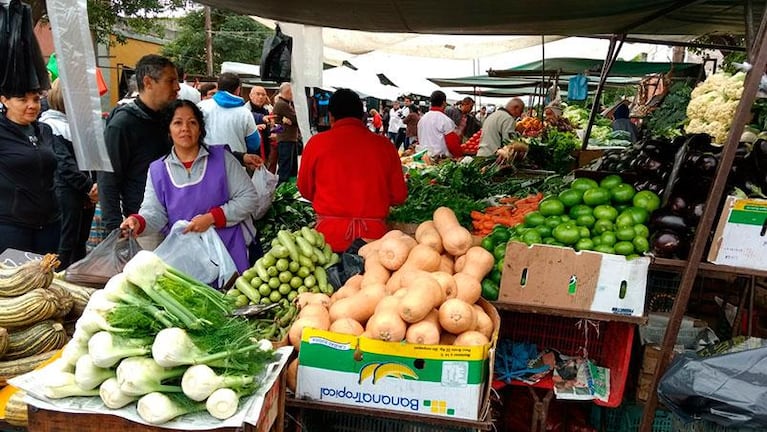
[{"xmin": 26, "ymin": 371, "xmax": 286, "ymax": 432}]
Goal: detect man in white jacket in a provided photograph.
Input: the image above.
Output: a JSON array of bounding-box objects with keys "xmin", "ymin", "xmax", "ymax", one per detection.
[{"xmin": 198, "ymin": 73, "xmax": 260, "ymax": 154}]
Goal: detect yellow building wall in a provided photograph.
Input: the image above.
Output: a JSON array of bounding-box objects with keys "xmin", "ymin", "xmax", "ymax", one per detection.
[{"xmin": 107, "ymin": 37, "xmax": 163, "ymax": 107}]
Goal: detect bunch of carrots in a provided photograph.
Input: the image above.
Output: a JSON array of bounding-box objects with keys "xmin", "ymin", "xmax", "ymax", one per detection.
[{"xmin": 470, "ymin": 193, "xmax": 543, "ymax": 236}]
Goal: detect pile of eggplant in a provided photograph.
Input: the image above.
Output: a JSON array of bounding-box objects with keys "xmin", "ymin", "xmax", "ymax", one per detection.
[
  {"xmin": 631, "ymin": 137, "xmax": 685, "ymax": 197},
  {"xmin": 649, "ymin": 134, "xmax": 721, "ymax": 259},
  {"xmin": 729, "ymin": 138, "xmax": 767, "ymax": 198}
]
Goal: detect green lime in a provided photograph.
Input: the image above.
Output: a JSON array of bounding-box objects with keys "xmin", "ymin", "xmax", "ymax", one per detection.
[
  {"xmin": 250, "ymin": 277, "xmax": 262, "ymax": 288},
  {"xmin": 297, "ymin": 267, "xmax": 311, "ymax": 278},
  {"xmin": 535, "ymin": 225, "xmax": 552, "ymax": 238},
  {"xmin": 601, "ymin": 232, "xmax": 617, "ymax": 246},
  {"xmin": 287, "ymin": 291, "xmax": 299, "ymax": 301},
  {"xmin": 236, "ymin": 295, "xmax": 249, "ymax": 307},
  {"xmin": 481, "ymin": 236, "xmax": 495, "ymax": 251},
  {"xmin": 593, "ymin": 245, "xmax": 615, "ymax": 254},
  {"xmin": 290, "ymin": 276, "xmax": 303, "ymax": 289},
  {"xmin": 539, "ymin": 198, "xmax": 566, "ymax": 217},
  {"xmin": 611, "ymin": 183, "xmax": 636, "ymax": 204},
  {"xmin": 576, "ymin": 214, "xmax": 596, "ymax": 228},
  {"xmin": 600, "ymin": 174, "xmax": 623, "ymax": 190},
  {"xmin": 569, "ymin": 204, "xmax": 593, "ymax": 219},
  {"xmin": 481, "ymin": 279, "xmax": 500, "ymax": 301},
  {"xmin": 259, "ymin": 297, "xmax": 272, "ymax": 305},
  {"xmin": 616, "ymin": 226, "xmax": 636, "ymax": 241},
  {"xmin": 571, "ymin": 177, "xmax": 599, "ymax": 192},
  {"xmin": 267, "ymin": 266, "xmax": 279, "ymax": 277},
  {"xmin": 633, "ymin": 190, "xmax": 662, "ymax": 213},
  {"xmin": 489, "ymin": 268, "xmax": 502, "ymax": 284},
  {"xmin": 558, "ymin": 189, "xmax": 584, "ymax": 208},
  {"xmin": 269, "ymin": 291, "xmax": 282, "ymax": 302},
  {"xmin": 560, "ymin": 215, "xmax": 571, "ymax": 222},
  {"xmin": 267, "ymin": 277, "xmax": 281, "ymax": 289},
  {"xmin": 593, "ymin": 219, "xmax": 615, "ymax": 235},
  {"xmin": 633, "ymin": 224, "xmax": 650, "ymax": 238},
  {"xmin": 522, "ymin": 230, "xmax": 542, "ymax": 245},
  {"xmin": 614, "ymin": 241, "xmax": 635, "ymax": 256},
  {"xmin": 491, "ymin": 227, "xmax": 511, "ymax": 243},
  {"xmin": 297, "ymin": 286, "xmax": 309, "ymax": 294},
  {"xmin": 304, "ymin": 275, "xmax": 317, "ymax": 288},
  {"xmin": 633, "ymin": 236, "xmax": 650, "ymax": 253},
  {"xmin": 623, "ymin": 207, "xmax": 650, "ymax": 225},
  {"xmin": 579, "ymin": 226, "xmax": 591, "ymax": 239},
  {"xmin": 583, "ymin": 187, "xmax": 611, "ymax": 206},
  {"xmin": 615, "ymin": 212, "xmax": 635, "ymax": 228},
  {"xmin": 592, "ymin": 236, "xmax": 603, "ymax": 246},
  {"xmin": 524, "ymin": 211, "xmax": 546, "ymax": 227},
  {"xmin": 545, "ymin": 215, "xmax": 563, "ymax": 229},
  {"xmin": 493, "ymin": 243, "xmax": 508, "ymax": 262},
  {"xmin": 592, "ymin": 205, "xmax": 618, "ymax": 222},
  {"xmin": 543, "ymin": 237, "xmax": 558, "ymax": 245},
  {"xmin": 552, "ymin": 224, "xmax": 581, "ymax": 245},
  {"xmin": 276, "ymin": 258, "xmax": 290, "ymax": 272},
  {"xmin": 575, "ymin": 238, "xmax": 595, "ymax": 251}
]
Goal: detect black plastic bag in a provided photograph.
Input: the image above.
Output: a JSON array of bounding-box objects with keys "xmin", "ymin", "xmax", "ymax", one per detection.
[
  {"xmin": 259, "ymin": 25, "xmax": 292, "ymax": 83},
  {"xmin": 326, "ymin": 253, "xmax": 364, "ymax": 289},
  {"xmin": 658, "ymin": 340, "xmax": 767, "ymax": 428},
  {"xmin": 0, "ymin": 0, "xmax": 50, "ymax": 96},
  {"xmin": 65, "ymin": 229, "xmax": 141, "ymax": 287}
]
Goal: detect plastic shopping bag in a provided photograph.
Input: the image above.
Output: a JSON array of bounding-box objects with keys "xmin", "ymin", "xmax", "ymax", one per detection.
[
  {"xmin": 65, "ymin": 228, "xmax": 141, "ymax": 287},
  {"xmin": 153, "ymin": 220, "xmax": 237, "ymax": 288},
  {"xmin": 251, "ymin": 166, "xmax": 278, "ymax": 220}
]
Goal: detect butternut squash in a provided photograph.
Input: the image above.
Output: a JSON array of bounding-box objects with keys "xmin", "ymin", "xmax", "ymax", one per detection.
[
  {"xmin": 473, "ymin": 304, "xmax": 494, "ymax": 339},
  {"xmin": 345, "ymin": 274, "xmax": 364, "ymax": 291},
  {"xmin": 415, "ymin": 221, "xmax": 443, "ymax": 253},
  {"xmin": 438, "ymin": 299, "xmax": 476, "ymax": 334},
  {"xmin": 298, "ymin": 304, "xmax": 329, "ymax": 320},
  {"xmin": 405, "ymin": 320, "xmax": 441, "ymax": 345},
  {"xmin": 461, "ymin": 247, "xmax": 496, "ymax": 281},
  {"xmin": 378, "ymin": 236, "xmax": 417, "ymax": 271},
  {"xmin": 330, "ymin": 284, "xmax": 359, "ymax": 303},
  {"xmin": 453, "ymin": 255, "xmax": 467, "ymax": 273},
  {"xmin": 286, "ymin": 359, "xmax": 299, "ymax": 393},
  {"xmin": 398, "ymin": 282, "xmax": 439, "ymax": 323},
  {"xmin": 362, "ymin": 254, "xmax": 390, "ymax": 286},
  {"xmin": 366, "ymin": 311, "xmax": 407, "ymax": 342},
  {"xmin": 375, "ymin": 295, "xmax": 401, "ymax": 314},
  {"xmin": 357, "ymin": 231, "xmax": 402, "ymax": 259},
  {"xmin": 403, "ymin": 244, "xmax": 442, "ymax": 272},
  {"xmin": 329, "ymin": 289, "xmax": 383, "ymax": 325},
  {"xmin": 439, "ymin": 254, "xmax": 455, "ymax": 274},
  {"xmin": 289, "ymin": 315, "xmax": 330, "ymax": 351},
  {"xmin": 431, "ymin": 271, "xmax": 457, "ymax": 303},
  {"xmin": 433, "ymin": 207, "xmax": 473, "ymax": 256},
  {"xmin": 439, "ymin": 332, "xmax": 457, "ymax": 345},
  {"xmin": 453, "ymin": 272, "xmax": 482, "ymax": 304},
  {"xmin": 454, "ymin": 330, "xmax": 490, "ymax": 347},
  {"xmin": 329, "ymin": 318, "xmax": 365, "ymax": 336}
]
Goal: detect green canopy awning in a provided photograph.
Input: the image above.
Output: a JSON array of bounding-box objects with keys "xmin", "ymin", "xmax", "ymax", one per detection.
[
  {"xmin": 429, "ymin": 74, "xmax": 641, "ymax": 89},
  {"xmin": 497, "ymin": 57, "xmax": 702, "ymax": 78}
]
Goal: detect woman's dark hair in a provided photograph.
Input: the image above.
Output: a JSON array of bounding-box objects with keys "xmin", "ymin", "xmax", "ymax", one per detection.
[
  {"xmin": 329, "ymin": 88, "xmax": 363, "ymax": 121},
  {"xmin": 614, "ymin": 103, "xmax": 630, "ymax": 119},
  {"xmin": 166, "ymin": 99, "xmax": 207, "ymax": 147}
]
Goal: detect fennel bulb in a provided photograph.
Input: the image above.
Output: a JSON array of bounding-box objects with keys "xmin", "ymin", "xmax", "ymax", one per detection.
[
  {"xmin": 123, "ymin": 251, "xmax": 168, "ymax": 291},
  {"xmin": 44, "ymin": 372, "xmax": 100, "ymax": 399},
  {"xmin": 99, "ymin": 377, "xmax": 139, "ymax": 409},
  {"xmin": 88, "ymin": 331, "xmax": 152, "ymax": 368},
  {"xmin": 115, "ymin": 356, "xmax": 186, "ymax": 396},
  {"xmin": 152, "ymin": 328, "xmax": 268, "ymax": 370},
  {"xmin": 61, "ymin": 340, "xmax": 89, "ymax": 367},
  {"xmin": 206, "ymin": 388, "xmax": 240, "ymax": 420},
  {"xmin": 136, "ymin": 392, "xmax": 205, "ymax": 424},
  {"xmin": 181, "ymin": 365, "xmax": 255, "ymax": 401},
  {"xmin": 74, "ymin": 354, "xmax": 115, "ymax": 390},
  {"xmin": 84, "ymin": 289, "xmax": 117, "ymax": 314}
]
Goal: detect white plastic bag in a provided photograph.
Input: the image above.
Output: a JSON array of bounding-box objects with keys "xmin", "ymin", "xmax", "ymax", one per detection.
[
  {"xmin": 251, "ymin": 166, "xmax": 278, "ymax": 220},
  {"xmin": 153, "ymin": 220, "xmax": 237, "ymax": 287}
]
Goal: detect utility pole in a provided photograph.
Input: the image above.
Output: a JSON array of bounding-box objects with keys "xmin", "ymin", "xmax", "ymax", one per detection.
[{"xmin": 204, "ymin": 6, "xmax": 213, "ymax": 76}]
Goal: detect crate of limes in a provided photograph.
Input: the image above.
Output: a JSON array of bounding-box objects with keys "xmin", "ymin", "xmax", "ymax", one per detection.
[{"xmin": 480, "ymin": 175, "xmax": 661, "ymax": 301}]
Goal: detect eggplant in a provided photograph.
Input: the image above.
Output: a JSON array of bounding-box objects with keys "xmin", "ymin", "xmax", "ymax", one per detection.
[
  {"xmin": 668, "ymin": 195, "xmax": 688, "ymax": 216},
  {"xmin": 651, "ymin": 230, "xmax": 687, "ymax": 258},
  {"xmin": 651, "ymin": 210, "xmax": 689, "ymax": 234},
  {"xmin": 686, "ymin": 202, "xmax": 706, "ymax": 225},
  {"xmin": 752, "ymin": 139, "xmax": 767, "ymax": 172},
  {"xmin": 695, "ymin": 154, "xmax": 719, "ymax": 177},
  {"xmin": 686, "ymin": 133, "xmax": 712, "ymax": 151},
  {"xmin": 637, "ymin": 156, "xmax": 665, "ymax": 174}
]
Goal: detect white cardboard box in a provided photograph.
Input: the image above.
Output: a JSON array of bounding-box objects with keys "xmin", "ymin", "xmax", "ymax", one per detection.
[{"xmin": 708, "ymin": 196, "xmax": 767, "ymax": 271}]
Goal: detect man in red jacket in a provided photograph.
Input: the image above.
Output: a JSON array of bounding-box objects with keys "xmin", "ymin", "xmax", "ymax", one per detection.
[{"xmin": 297, "ymin": 89, "xmax": 408, "ymax": 252}]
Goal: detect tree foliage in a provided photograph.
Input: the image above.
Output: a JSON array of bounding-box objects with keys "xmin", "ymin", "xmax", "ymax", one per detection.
[
  {"xmin": 28, "ymin": 0, "xmax": 186, "ymax": 45},
  {"xmin": 162, "ymin": 9, "xmax": 271, "ymax": 76}
]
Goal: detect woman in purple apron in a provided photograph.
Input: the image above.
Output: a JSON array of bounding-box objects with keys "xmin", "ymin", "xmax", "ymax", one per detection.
[{"xmin": 120, "ymin": 100, "xmax": 258, "ymax": 273}]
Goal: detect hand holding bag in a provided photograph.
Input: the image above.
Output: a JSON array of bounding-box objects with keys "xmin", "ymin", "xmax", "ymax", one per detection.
[{"xmin": 65, "ymin": 228, "xmax": 141, "ymax": 287}]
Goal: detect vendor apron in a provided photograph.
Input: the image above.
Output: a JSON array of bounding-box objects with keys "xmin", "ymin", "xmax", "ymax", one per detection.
[
  {"xmin": 150, "ymin": 146, "xmax": 249, "ymax": 272},
  {"xmin": 316, "ymin": 215, "xmax": 387, "ymax": 252}
]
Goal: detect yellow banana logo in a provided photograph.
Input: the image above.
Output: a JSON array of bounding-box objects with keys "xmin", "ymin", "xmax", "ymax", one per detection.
[
  {"xmin": 372, "ymin": 362, "xmax": 418, "ymax": 384},
  {"xmin": 358, "ymin": 363, "xmax": 379, "ymax": 384},
  {"xmin": 358, "ymin": 362, "xmax": 419, "ymax": 384}
]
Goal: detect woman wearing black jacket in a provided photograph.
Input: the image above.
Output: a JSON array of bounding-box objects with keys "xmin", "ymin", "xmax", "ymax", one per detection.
[
  {"xmin": 0, "ymin": 89, "xmax": 60, "ymax": 255},
  {"xmin": 40, "ymin": 80, "xmax": 98, "ymax": 268}
]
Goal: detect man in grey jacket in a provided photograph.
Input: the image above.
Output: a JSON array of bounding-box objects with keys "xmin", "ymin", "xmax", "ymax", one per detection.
[{"xmin": 477, "ymin": 98, "xmax": 524, "ymax": 157}]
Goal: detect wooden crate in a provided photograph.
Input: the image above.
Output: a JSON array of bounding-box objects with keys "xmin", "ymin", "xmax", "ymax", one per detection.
[{"xmin": 26, "ymin": 371, "xmax": 285, "ymax": 432}]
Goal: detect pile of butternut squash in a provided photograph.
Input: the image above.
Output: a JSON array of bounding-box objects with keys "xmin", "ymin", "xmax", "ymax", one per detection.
[{"xmin": 287, "ymin": 207, "xmax": 497, "ymax": 353}]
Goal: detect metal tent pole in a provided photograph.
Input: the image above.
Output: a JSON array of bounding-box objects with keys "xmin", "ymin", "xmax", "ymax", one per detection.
[
  {"xmin": 638, "ymin": 4, "xmax": 767, "ymax": 431},
  {"xmin": 581, "ymin": 34, "xmax": 625, "ymax": 150}
]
